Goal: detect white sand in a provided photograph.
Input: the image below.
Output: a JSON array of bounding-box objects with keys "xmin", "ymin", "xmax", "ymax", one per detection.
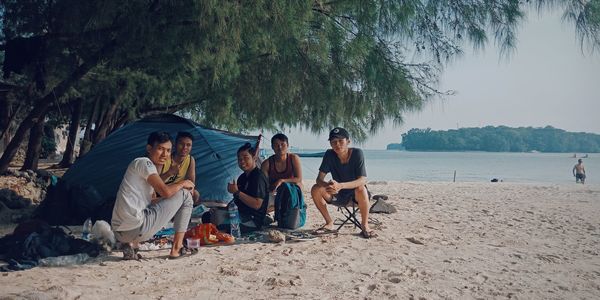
[{"xmin": 1, "ymin": 181, "xmax": 599, "ymax": 299}]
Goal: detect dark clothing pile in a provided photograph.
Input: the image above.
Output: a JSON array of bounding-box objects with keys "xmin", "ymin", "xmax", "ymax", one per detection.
[{"xmin": 0, "ymin": 220, "xmax": 101, "ymax": 271}]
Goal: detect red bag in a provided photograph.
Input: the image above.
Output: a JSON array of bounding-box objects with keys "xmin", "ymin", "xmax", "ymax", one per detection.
[{"xmin": 185, "ymin": 223, "xmax": 235, "ymax": 245}]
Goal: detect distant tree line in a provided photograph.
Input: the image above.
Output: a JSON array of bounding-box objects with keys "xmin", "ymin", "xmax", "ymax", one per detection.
[
  {"xmin": 393, "ymin": 126, "xmax": 600, "ymax": 153},
  {"xmin": 2, "ymin": 1, "xmax": 599, "ymax": 172}
]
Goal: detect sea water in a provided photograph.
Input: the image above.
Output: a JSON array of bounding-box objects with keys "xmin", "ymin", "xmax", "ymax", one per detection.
[{"xmin": 296, "ymin": 150, "xmax": 598, "ymax": 184}]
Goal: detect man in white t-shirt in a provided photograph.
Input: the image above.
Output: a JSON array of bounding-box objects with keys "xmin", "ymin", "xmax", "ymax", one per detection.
[{"xmin": 112, "ymin": 131, "xmax": 195, "ymax": 260}]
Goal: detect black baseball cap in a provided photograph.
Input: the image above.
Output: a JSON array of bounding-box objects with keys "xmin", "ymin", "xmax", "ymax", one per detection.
[{"xmin": 328, "ymin": 127, "xmax": 349, "ymax": 140}]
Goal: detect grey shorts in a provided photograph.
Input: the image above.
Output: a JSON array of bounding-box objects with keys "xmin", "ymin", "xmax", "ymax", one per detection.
[{"xmin": 115, "ymin": 189, "xmax": 193, "ymax": 243}]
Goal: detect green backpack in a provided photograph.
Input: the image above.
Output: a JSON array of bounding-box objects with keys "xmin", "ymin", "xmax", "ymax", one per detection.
[{"xmin": 274, "ymin": 183, "xmax": 306, "ymax": 229}]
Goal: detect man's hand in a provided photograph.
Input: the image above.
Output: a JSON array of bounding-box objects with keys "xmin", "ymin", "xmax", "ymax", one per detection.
[
  {"xmin": 326, "ymin": 180, "xmax": 341, "ymax": 194},
  {"xmin": 181, "ymin": 179, "xmax": 195, "ymax": 190},
  {"xmin": 273, "ymin": 179, "xmax": 284, "ymax": 192},
  {"xmin": 227, "ymin": 181, "xmax": 239, "ymax": 194},
  {"xmin": 151, "ymin": 197, "xmax": 162, "ymax": 205}
]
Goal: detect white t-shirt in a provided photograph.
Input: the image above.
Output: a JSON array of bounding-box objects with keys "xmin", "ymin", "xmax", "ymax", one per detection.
[{"xmin": 111, "ymin": 157, "xmax": 157, "ymax": 231}]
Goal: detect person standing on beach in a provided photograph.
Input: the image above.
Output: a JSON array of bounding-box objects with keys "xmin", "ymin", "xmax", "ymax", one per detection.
[
  {"xmin": 160, "ymin": 131, "xmax": 201, "ymax": 205},
  {"xmin": 573, "ymin": 159, "xmax": 586, "ymax": 184},
  {"xmin": 112, "ymin": 131, "xmax": 195, "ymax": 260},
  {"xmin": 310, "ymin": 127, "xmax": 376, "ymax": 239}
]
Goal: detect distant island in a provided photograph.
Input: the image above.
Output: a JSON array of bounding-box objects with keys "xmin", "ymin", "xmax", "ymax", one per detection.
[{"xmin": 387, "ymin": 126, "xmax": 600, "ymax": 153}]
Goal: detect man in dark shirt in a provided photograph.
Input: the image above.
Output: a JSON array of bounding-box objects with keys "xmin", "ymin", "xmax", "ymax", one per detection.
[
  {"xmin": 310, "ymin": 127, "xmax": 376, "ymax": 238},
  {"xmin": 228, "ymin": 143, "xmax": 269, "ymax": 232}
]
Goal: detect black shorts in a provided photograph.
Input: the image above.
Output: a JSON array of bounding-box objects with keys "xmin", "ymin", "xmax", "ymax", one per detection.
[
  {"xmin": 328, "ymin": 189, "xmax": 355, "ymax": 206},
  {"xmin": 576, "ymin": 173, "xmax": 586, "ymax": 180}
]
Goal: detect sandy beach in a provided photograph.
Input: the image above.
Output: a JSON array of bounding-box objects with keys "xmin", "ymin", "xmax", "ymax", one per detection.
[{"xmin": 1, "ymin": 180, "xmax": 599, "ymax": 299}]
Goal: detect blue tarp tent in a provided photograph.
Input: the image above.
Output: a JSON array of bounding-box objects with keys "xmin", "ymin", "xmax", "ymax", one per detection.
[{"xmin": 37, "ymin": 114, "xmax": 261, "ymax": 225}]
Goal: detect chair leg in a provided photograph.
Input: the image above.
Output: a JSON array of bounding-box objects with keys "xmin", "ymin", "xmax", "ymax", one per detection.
[
  {"xmin": 336, "ymin": 207, "xmax": 352, "ymax": 231},
  {"xmin": 346, "ymin": 207, "xmax": 362, "ymax": 229},
  {"xmin": 336, "ymin": 204, "xmax": 362, "ymax": 231}
]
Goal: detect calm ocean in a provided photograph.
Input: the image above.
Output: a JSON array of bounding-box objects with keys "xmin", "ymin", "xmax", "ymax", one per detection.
[{"xmin": 294, "ymin": 150, "xmax": 597, "ymax": 184}]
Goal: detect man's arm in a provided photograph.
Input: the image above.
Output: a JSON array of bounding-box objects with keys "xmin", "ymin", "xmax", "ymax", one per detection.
[
  {"xmin": 228, "ymin": 182, "xmax": 263, "ymax": 210},
  {"xmin": 273, "ymin": 154, "xmax": 304, "ymax": 188},
  {"xmin": 160, "ymin": 163, "xmax": 178, "ymax": 181},
  {"xmin": 338, "ymin": 176, "xmax": 367, "ymax": 190},
  {"xmin": 237, "ymin": 191, "xmax": 263, "ymax": 210},
  {"xmin": 327, "ymin": 176, "xmax": 367, "ymax": 194},
  {"xmin": 185, "ymin": 156, "xmax": 196, "ymax": 183},
  {"xmin": 147, "ymin": 174, "xmax": 194, "ymax": 199},
  {"xmin": 260, "ymin": 158, "xmax": 270, "ymax": 179},
  {"xmin": 286, "ymin": 154, "xmax": 304, "ymax": 185},
  {"xmin": 315, "ymin": 171, "xmax": 329, "ymax": 187}
]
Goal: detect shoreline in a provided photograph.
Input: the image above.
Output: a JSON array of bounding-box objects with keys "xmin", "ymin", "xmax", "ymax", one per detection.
[{"xmin": 1, "ymin": 181, "xmax": 599, "ymax": 299}]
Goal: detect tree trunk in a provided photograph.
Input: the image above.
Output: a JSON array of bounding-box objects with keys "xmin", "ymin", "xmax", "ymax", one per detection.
[
  {"xmin": 111, "ymin": 110, "xmax": 131, "ymax": 133},
  {"xmin": 79, "ymin": 97, "xmax": 100, "ymax": 158},
  {"xmin": 0, "ymin": 94, "xmax": 10, "ymax": 137},
  {"xmin": 0, "ymin": 97, "xmax": 22, "ymax": 153},
  {"xmin": 0, "ymin": 95, "xmax": 11, "ymax": 152},
  {"xmin": 0, "ymin": 38, "xmax": 116, "ymax": 173},
  {"xmin": 58, "ymin": 98, "xmax": 83, "ymax": 167},
  {"xmin": 21, "ymin": 115, "xmax": 46, "ymax": 171},
  {"xmin": 92, "ymin": 86, "xmax": 126, "ymax": 146},
  {"xmin": 0, "ymin": 100, "xmax": 51, "ymax": 173}
]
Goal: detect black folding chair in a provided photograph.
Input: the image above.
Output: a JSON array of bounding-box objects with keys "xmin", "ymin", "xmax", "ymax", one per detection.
[
  {"xmin": 331, "ymin": 190, "xmax": 380, "ymax": 231},
  {"xmin": 332, "ymin": 197, "xmax": 362, "ymax": 231}
]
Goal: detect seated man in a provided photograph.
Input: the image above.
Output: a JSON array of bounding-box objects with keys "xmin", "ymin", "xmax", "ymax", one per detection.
[
  {"xmin": 261, "ymin": 133, "xmax": 303, "ymax": 211},
  {"xmin": 160, "ymin": 131, "xmax": 201, "ymax": 204},
  {"xmin": 112, "ymin": 131, "xmax": 195, "ymax": 260},
  {"xmin": 310, "ymin": 127, "xmax": 376, "ymax": 238},
  {"xmin": 227, "ymin": 142, "xmax": 269, "ymax": 232}
]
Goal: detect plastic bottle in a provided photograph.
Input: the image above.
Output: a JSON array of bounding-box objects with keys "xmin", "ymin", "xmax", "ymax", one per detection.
[
  {"xmin": 39, "ymin": 253, "xmax": 90, "ymax": 267},
  {"xmin": 228, "ymin": 201, "xmax": 241, "ymax": 239},
  {"xmin": 82, "ymin": 218, "xmax": 93, "ymax": 241}
]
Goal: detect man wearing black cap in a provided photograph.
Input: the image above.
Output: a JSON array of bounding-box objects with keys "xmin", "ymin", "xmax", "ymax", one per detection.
[{"xmin": 310, "ymin": 127, "xmax": 376, "ymax": 238}]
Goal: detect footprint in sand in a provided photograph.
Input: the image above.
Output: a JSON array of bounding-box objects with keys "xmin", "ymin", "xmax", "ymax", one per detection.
[
  {"xmin": 535, "ymin": 254, "xmax": 563, "ymax": 263},
  {"xmin": 219, "ymin": 266, "xmax": 240, "ymax": 276},
  {"xmin": 406, "ymin": 237, "xmax": 424, "ymax": 245},
  {"xmin": 264, "ymin": 275, "xmax": 303, "ymax": 287},
  {"xmin": 387, "ymin": 272, "xmax": 403, "ymax": 283},
  {"xmin": 473, "ymin": 273, "xmax": 488, "ymax": 284},
  {"xmin": 367, "ymin": 283, "xmax": 379, "ymax": 291}
]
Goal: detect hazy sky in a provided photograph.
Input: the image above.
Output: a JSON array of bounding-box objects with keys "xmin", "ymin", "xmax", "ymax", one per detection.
[{"xmin": 270, "ymin": 9, "xmax": 600, "ymax": 150}]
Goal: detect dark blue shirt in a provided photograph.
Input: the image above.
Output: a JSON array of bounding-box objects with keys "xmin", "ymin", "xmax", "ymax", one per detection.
[
  {"xmin": 318, "ymin": 148, "xmax": 367, "ymax": 183},
  {"xmin": 234, "ymin": 167, "xmax": 268, "ymax": 226}
]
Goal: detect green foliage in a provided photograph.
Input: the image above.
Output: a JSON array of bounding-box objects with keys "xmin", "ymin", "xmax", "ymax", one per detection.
[
  {"xmin": 1, "ymin": 0, "xmax": 599, "ymax": 142},
  {"xmin": 399, "ymin": 126, "xmax": 600, "ymax": 153}
]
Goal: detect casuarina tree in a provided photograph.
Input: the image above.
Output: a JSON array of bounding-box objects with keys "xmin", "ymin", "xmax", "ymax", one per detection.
[{"xmin": 1, "ymin": 1, "xmax": 599, "ymax": 172}]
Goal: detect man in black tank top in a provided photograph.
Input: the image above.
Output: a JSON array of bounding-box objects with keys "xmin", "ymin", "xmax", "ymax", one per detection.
[{"xmin": 261, "ymin": 133, "xmax": 304, "ymax": 195}]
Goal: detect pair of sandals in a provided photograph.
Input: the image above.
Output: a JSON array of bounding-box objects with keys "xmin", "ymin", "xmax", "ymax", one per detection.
[
  {"xmin": 360, "ymin": 229, "xmax": 378, "ymax": 239},
  {"xmin": 312, "ymin": 226, "xmax": 378, "ymax": 239},
  {"xmin": 122, "ymin": 243, "xmax": 198, "ymax": 260},
  {"xmin": 168, "ymin": 246, "xmax": 198, "ymax": 260},
  {"xmin": 122, "ymin": 244, "xmax": 143, "ymax": 261},
  {"xmin": 312, "ymin": 226, "xmax": 338, "ymax": 236}
]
